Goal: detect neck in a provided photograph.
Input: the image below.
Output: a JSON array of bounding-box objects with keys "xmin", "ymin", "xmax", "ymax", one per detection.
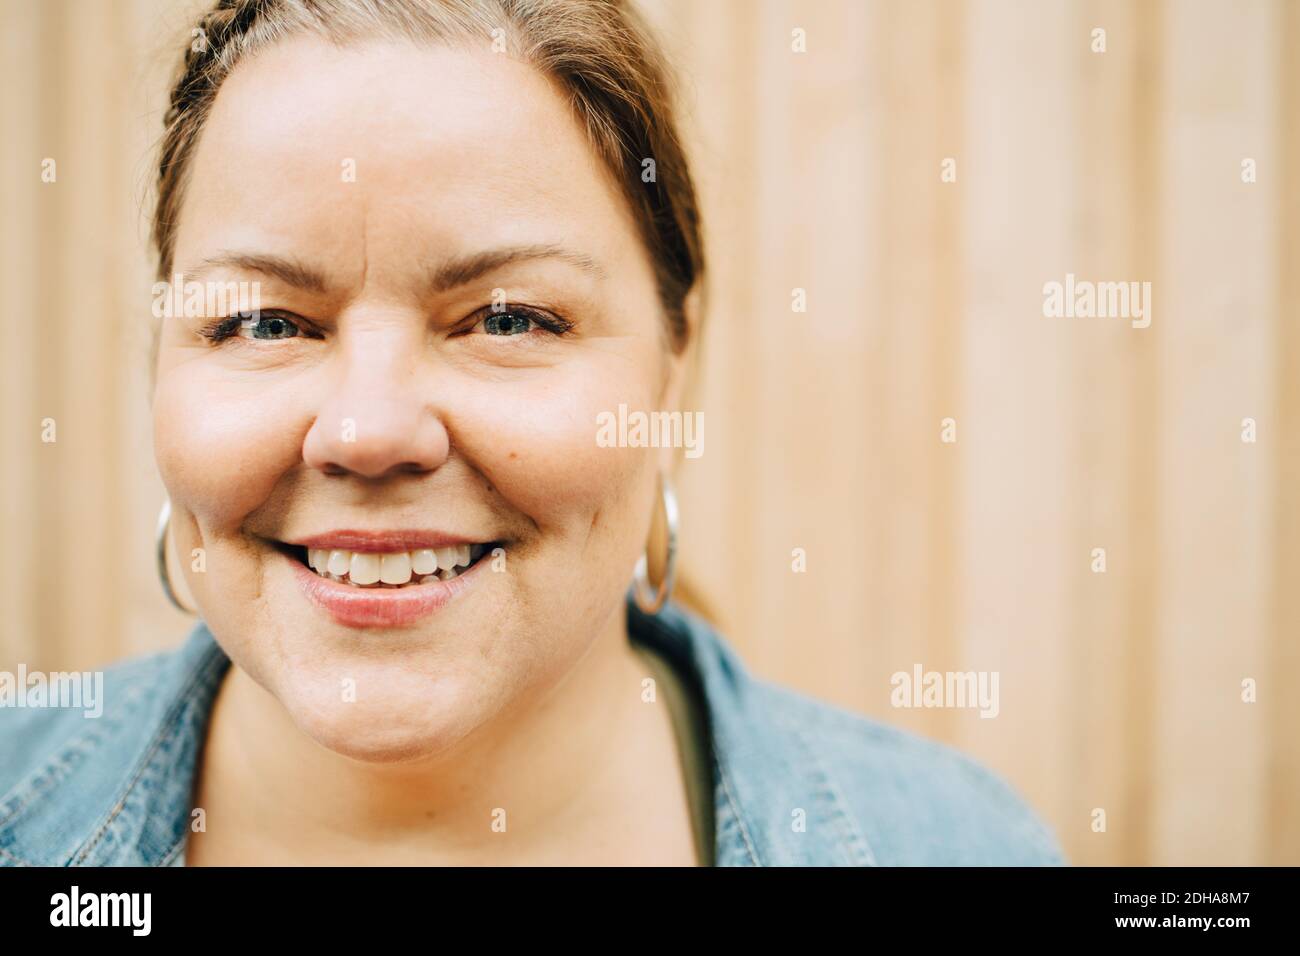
[{"xmin": 190, "ymin": 605, "xmax": 665, "ymax": 864}]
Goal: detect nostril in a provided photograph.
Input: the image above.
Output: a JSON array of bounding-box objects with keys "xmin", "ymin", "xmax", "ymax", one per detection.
[
  {"xmin": 316, "ymin": 461, "xmax": 431, "ymax": 478},
  {"xmin": 303, "ymin": 409, "xmax": 451, "ymax": 479}
]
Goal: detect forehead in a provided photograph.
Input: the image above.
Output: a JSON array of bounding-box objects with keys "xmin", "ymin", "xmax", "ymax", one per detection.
[{"xmin": 173, "ymin": 35, "xmax": 637, "ymax": 288}]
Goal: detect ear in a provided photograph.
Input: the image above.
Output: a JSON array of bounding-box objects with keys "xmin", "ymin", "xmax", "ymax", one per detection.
[
  {"xmin": 659, "ymin": 280, "xmax": 703, "ymax": 408},
  {"xmin": 656, "ymin": 281, "xmax": 702, "ymax": 472}
]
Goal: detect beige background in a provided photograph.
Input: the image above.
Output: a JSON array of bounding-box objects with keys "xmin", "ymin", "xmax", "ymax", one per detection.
[{"xmin": 1, "ymin": 0, "xmax": 1296, "ymax": 866}]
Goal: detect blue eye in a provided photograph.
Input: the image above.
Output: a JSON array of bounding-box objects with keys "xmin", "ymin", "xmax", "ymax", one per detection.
[
  {"xmin": 476, "ymin": 306, "xmax": 574, "ymax": 338},
  {"xmin": 239, "ymin": 312, "xmax": 300, "ymax": 339},
  {"xmin": 200, "ymin": 310, "xmax": 311, "ymax": 343},
  {"xmin": 483, "ymin": 311, "xmax": 535, "ymax": 335}
]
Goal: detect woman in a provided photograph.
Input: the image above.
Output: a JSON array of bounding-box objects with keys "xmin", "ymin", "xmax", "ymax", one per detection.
[{"xmin": 0, "ymin": 0, "xmax": 1064, "ymax": 866}]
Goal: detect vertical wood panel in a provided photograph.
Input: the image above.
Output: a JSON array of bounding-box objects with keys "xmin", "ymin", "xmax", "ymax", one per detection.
[
  {"xmin": 956, "ymin": 0, "xmax": 1075, "ymax": 847},
  {"xmin": 1121, "ymin": 0, "xmax": 1164, "ymax": 869},
  {"xmin": 871, "ymin": 0, "xmax": 964, "ymax": 740},
  {"xmin": 1270, "ymin": 0, "xmax": 1300, "ymax": 867},
  {"xmin": 1151, "ymin": 0, "xmax": 1274, "ymax": 866},
  {"xmin": 0, "ymin": 0, "xmax": 43, "ymax": 668},
  {"xmin": 56, "ymin": 0, "xmax": 129, "ymax": 668},
  {"xmin": 1069, "ymin": 0, "xmax": 1153, "ymax": 867}
]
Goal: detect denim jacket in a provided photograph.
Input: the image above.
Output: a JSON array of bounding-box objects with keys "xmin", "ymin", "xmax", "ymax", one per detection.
[{"xmin": 0, "ymin": 598, "xmax": 1066, "ymax": 866}]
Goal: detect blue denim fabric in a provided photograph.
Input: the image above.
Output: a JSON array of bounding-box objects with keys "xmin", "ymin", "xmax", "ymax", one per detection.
[{"xmin": 0, "ymin": 597, "xmax": 1066, "ymax": 866}]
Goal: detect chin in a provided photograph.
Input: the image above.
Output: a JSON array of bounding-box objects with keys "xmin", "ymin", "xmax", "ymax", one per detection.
[{"xmin": 275, "ymin": 664, "xmax": 488, "ymax": 765}]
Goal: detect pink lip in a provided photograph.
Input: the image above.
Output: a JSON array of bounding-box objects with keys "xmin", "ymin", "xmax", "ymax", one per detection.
[
  {"xmin": 286, "ymin": 551, "xmax": 485, "ymax": 628},
  {"xmin": 288, "ymin": 529, "xmax": 484, "ymax": 552}
]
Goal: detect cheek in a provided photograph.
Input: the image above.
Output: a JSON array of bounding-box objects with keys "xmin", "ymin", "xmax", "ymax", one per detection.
[
  {"xmin": 453, "ymin": 358, "xmax": 658, "ymax": 532},
  {"xmin": 152, "ymin": 363, "xmax": 304, "ymax": 529}
]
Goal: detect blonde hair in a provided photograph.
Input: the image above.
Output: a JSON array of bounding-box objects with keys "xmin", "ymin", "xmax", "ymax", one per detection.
[{"xmin": 153, "ymin": 0, "xmax": 706, "ymax": 350}]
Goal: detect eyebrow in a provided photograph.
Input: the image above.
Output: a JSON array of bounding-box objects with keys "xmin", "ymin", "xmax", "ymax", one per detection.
[
  {"xmin": 425, "ymin": 243, "xmax": 607, "ymax": 293},
  {"xmin": 186, "ymin": 243, "xmax": 607, "ymax": 297},
  {"xmin": 188, "ymin": 252, "xmax": 329, "ymax": 293}
]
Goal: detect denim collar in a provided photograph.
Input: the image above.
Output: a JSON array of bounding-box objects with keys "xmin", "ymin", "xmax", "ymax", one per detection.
[{"xmin": 0, "ymin": 596, "xmax": 872, "ymax": 866}]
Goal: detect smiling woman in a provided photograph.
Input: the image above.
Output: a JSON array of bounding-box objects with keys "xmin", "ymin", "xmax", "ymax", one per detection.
[{"xmin": 0, "ymin": 0, "xmax": 1064, "ymax": 868}]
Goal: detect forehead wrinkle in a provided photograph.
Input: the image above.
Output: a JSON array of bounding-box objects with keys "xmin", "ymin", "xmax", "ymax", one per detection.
[{"xmin": 359, "ymin": 201, "xmax": 369, "ymax": 294}]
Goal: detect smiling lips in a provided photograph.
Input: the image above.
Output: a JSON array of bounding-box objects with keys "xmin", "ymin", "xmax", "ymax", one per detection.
[
  {"xmin": 306, "ymin": 544, "xmax": 487, "ymax": 586},
  {"xmin": 282, "ymin": 531, "xmax": 498, "ymax": 628}
]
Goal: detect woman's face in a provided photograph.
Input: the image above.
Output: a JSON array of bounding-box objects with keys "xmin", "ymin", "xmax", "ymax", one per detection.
[{"xmin": 154, "ymin": 36, "xmax": 682, "ymax": 762}]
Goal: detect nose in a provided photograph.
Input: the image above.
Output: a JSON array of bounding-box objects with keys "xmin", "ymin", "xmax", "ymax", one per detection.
[{"xmin": 302, "ymin": 329, "xmax": 450, "ymax": 479}]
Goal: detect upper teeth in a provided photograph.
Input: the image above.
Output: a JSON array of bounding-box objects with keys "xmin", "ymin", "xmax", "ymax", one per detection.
[{"xmin": 306, "ymin": 545, "xmax": 481, "ymax": 586}]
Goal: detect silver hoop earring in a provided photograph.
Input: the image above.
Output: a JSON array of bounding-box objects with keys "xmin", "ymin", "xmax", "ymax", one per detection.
[
  {"xmin": 633, "ymin": 472, "xmax": 679, "ymax": 615},
  {"xmin": 156, "ymin": 498, "xmax": 195, "ymax": 615}
]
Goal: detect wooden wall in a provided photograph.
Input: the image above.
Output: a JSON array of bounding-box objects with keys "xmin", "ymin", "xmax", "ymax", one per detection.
[{"xmin": 1, "ymin": 0, "xmax": 1294, "ymax": 865}]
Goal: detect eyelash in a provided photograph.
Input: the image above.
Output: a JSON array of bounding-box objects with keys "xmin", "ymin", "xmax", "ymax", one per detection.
[
  {"xmin": 198, "ymin": 310, "xmax": 318, "ymax": 343},
  {"xmin": 470, "ymin": 305, "xmax": 574, "ymax": 337},
  {"xmin": 197, "ymin": 305, "xmax": 574, "ymax": 343}
]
